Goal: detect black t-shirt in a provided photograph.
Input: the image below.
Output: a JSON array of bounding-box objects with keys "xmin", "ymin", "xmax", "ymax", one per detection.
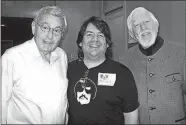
[{"xmin": 67, "ymin": 59, "xmax": 139, "ymax": 124}]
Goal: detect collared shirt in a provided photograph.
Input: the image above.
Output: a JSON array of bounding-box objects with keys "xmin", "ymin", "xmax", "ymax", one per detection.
[
  {"xmin": 2, "ymin": 38, "xmax": 68, "ymax": 124},
  {"xmin": 121, "ymin": 36, "xmax": 186, "ymax": 124}
]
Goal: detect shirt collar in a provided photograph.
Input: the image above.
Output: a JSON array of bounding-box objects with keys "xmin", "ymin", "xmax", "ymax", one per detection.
[
  {"xmin": 139, "ymin": 36, "xmax": 164, "ymax": 56},
  {"xmin": 28, "ymin": 37, "xmax": 59, "ymax": 63}
]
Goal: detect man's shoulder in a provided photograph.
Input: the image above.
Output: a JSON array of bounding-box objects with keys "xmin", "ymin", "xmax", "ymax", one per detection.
[
  {"xmin": 55, "ymin": 47, "xmax": 67, "ymax": 55},
  {"xmin": 164, "ymin": 40, "xmax": 185, "ymax": 50},
  {"xmin": 106, "ymin": 59, "xmax": 132, "ymax": 73},
  {"xmin": 68, "ymin": 59, "xmax": 82, "ymax": 66},
  {"xmin": 127, "ymin": 44, "xmax": 140, "ymax": 53},
  {"xmin": 55, "ymin": 47, "xmax": 68, "ymax": 59},
  {"xmin": 106, "ymin": 60, "xmax": 134, "ymax": 83},
  {"xmin": 163, "ymin": 40, "xmax": 185, "ymax": 57},
  {"xmin": 67, "ymin": 59, "xmax": 83, "ymax": 73},
  {"xmin": 2, "ymin": 40, "xmax": 29, "ymax": 58}
]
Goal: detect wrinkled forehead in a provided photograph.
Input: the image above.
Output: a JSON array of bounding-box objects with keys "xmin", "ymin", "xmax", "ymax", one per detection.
[
  {"xmin": 132, "ymin": 10, "xmax": 151, "ymax": 24},
  {"xmin": 38, "ymin": 13, "xmax": 63, "ymax": 26}
]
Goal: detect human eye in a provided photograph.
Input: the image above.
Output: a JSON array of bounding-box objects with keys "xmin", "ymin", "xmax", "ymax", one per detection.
[
  {"xmin": 145, "ymin": 20, "xmax": 150, "ymax": 23},
  {"xmin": 134, "ymin": 24, "xmax": 140, "ymax": 28},
  {"xmin": 86, "ymin": 32, "xmax": 93, "ymax": 37},
  {"xmin": 98, "ymin": 33, "xmax": 105, "ymax": 38},
  {"xmin": 54, "ymin": 28, "xmax": 62, "ymax": 34},
  {"xmin": 41, "ymin": 24, "xmax": 50, "ymax": 31}
]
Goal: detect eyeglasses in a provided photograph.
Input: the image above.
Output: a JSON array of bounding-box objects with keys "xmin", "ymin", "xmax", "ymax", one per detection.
[
  {"xmin": 36, "ymin": 22, "xmax": 63, "ymax": 36},
  {"xmin": 84, "ymin": 32, "xmax": 105, "ymax": 40}
]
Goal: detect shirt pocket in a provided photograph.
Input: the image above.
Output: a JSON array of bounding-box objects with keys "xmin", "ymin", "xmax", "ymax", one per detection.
[{"xmin": 165, "ymin": 73, "xmax": 181, "ymax": 83}]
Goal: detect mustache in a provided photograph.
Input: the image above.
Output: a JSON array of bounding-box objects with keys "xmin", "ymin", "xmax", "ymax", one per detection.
[
  {"xmin": 79, "ymin": 94, "xmax": 88, "ymax": 100},
  {"xmin": 139, "ymin": 31, "xmax": 151, "ymax": 35}
]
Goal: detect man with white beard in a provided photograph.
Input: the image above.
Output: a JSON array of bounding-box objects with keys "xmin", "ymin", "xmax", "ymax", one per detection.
[{"xmin": 125, "ymin": 7, "xmax": 186, "ymax": 124}]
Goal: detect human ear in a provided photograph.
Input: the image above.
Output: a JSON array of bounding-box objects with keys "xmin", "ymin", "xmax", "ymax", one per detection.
[
  {"xmin": 31, "ymin": 21, "xmax": 36, "ymax": 35},
  {"xmin": 106, "ymin": 44, "xmax": 109, "ymax": 48},
  {"xmin": 79, "ymin": 42, "xmax": 82, "ymax": 47}
]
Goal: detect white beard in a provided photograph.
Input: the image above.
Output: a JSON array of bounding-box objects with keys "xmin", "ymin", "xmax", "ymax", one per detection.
[{"xmin": 137, "ymin": 30, "xmax": 157, "ymax": 49}]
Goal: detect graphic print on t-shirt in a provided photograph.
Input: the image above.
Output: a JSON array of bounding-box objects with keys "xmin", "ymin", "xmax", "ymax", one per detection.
[{"xmin": 74, "ymin": 77, "xmax": 97, "ymax": 105}]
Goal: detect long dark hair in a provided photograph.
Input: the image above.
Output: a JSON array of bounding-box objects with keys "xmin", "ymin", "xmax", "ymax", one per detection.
[{"xmin": 76, "ymin": 16, "xmax": 113, "ymax": 60}]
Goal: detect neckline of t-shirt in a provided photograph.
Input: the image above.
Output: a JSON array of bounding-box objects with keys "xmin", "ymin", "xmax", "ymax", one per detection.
[{"xmin": 82, "ymin": 58, "xmax": 109, "ymax": 70}]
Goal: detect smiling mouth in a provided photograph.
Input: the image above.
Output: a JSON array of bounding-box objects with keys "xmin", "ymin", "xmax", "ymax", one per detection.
[
  {"xmin": 89, "ymin": 45, "xmax": 100, "ymax": 48},
  {"xmin": 141, "ymin": 31, "xmax": 151, "ymax": 36},
  {"xmin": 43, "ymin": 40, "xmax": 53, "ymax": 44}
]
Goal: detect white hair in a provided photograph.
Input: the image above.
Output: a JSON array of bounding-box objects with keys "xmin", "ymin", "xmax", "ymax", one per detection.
[
  {"xmin": 34, "ymin": 6, "xmax": 67, "ymax": 33},
  {"xmin": 127, "ymin": 7, "xmax": 159, "ymax": 39}
]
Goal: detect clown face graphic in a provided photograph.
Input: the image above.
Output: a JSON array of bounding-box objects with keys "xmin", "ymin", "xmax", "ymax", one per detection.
[{"xmin": 74, "ymin": 78, "xmax": 97, "ymax": 105}]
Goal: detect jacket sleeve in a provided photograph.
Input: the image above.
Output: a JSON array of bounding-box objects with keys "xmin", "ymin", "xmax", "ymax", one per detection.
[{"xmin": 1, "ymin": 50, "xmax": 14, "ymax": 124}]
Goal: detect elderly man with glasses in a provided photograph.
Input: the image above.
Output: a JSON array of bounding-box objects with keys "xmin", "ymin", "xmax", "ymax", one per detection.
[{"xmin": 2, "ymin": 6, "xmax": 68, "ymax": 124}]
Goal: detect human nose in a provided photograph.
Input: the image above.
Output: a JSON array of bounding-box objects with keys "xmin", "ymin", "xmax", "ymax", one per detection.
[
  {"xmin": 92, "ymin": 34, "xmax": 98, "ymax": 41},
  {"xmin": 47, "ymin": 28, "xmax": 54, "ymax": 39},
  {"xmin": 140, "ymin": 23, "xmax": 146, "ymax": 31}
]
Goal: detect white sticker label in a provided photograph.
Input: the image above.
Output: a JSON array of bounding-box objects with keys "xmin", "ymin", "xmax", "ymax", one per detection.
[{"xmin": 98, "ymin": 73, "xmax": 116, "ymax": 86}]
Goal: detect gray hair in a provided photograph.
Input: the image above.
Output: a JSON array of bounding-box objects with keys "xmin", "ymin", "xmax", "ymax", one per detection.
[
  {"xmin": 127, "ymin": 7, "xmax": 159, "ymax": 39},
  {"xmin": 34, "ymin": 6, "xmax": 67, "ymax": 32}
]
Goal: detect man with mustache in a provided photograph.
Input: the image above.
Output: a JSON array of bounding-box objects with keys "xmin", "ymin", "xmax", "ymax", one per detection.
[
  {"xmin": 74, "ymin": 78, "xmax": 97, "ymax": 105},
  {"xmin": 125, "ymin": 7, "xmax": 186, "ymax": 124}
]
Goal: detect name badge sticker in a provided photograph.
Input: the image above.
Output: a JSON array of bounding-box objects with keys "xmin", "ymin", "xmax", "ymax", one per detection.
[{"xmin": 98, "ymin": 73, "xmax": 116, "ymax": 86}]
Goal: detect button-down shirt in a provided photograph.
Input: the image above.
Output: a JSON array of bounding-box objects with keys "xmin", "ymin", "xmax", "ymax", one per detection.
[
  {"xmin": 2, "ymin": 38, "xmax": 68, "ymax": 124},
  {"xmin": 121, "ymin": 36, "xmax": 186, "ymax": 124}
]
